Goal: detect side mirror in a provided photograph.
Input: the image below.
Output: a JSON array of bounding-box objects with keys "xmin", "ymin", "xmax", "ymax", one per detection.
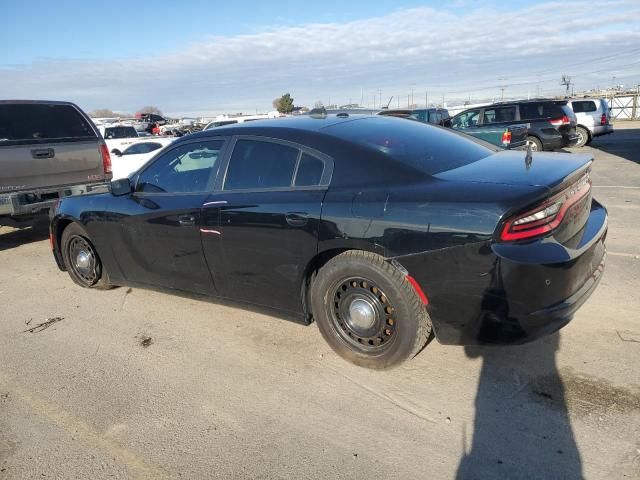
[
  {"xmin": 112, "ymin": 149, "xmax": 122, "ymax": 157},
  {"xmin": 110, "ymin": 178, "xmax": 132, "ymax": 196}
]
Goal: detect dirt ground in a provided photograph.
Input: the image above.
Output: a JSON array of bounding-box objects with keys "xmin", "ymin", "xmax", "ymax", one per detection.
[{"xmin": 1, "ymin": 123, "xmax": 639, "ymax": 479}]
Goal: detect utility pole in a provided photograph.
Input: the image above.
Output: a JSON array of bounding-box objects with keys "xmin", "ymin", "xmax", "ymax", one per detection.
[
  {"xmin": 498, "ymin": 77, "xmax": 508, "ymax": 101},
  {"xmin": 425, "ymin": 91, "xmax": 428, "ymax": 108},
  {"xmin": 561, "ymin": 74, "xmax": 572, "ymax": 96}
]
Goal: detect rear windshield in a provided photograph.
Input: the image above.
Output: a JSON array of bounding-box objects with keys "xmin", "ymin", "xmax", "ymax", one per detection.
[
  {"xmin": 325, "ymin": 117, "xmax": 496, "ymax": 175},
  {"xmin": 0, "ymin": 103, "xmax": 96, "ymax": 146},
  {"xmin": 104, "ymin": 126, "xmax": 138, "ymax": 139}
]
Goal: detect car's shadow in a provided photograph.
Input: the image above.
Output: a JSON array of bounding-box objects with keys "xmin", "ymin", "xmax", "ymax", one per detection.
[
  {"xmin": 0, "ymin": 218, "xmax": 49, "ymax": 252},
  {"xmin": 587, "ymin": 127, "xmax": 640, "ymax": 164},
  {"xmin": 456, "ymin": 333, "xmax": 582, "ymax": 479}
]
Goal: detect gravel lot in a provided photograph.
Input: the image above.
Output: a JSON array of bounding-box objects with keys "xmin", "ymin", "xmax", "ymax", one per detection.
[{"xmin": 1, "ymin": 123, "xmax": 639, "ymax": 480}]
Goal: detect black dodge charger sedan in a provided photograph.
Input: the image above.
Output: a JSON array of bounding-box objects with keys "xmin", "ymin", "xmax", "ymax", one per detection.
[{"xmin": 50, "ymin": 114, "xmax": 607, "ymax": 369}]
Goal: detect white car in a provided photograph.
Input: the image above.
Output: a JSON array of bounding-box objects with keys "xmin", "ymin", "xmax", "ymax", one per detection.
[
  {"xmin": 111, "ymin": 139, "xmax": 174, "ymax": 179},
  {"xmin": 98, "ymin": 124, "xmax": 144, "ymax": 155},
  {"xmin": 567, "ymin": 98, "xmax": 613, "ymax": 147}
]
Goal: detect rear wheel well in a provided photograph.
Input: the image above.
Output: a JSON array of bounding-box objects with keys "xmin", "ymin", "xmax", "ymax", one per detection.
[
  {"xmin": 301, "ymin": 248, "xmax": 355, "ymax": 322},
  {"xmin": 54, "ymin": 218, "xmax": 74, "ymax": 257},
  {"xmin": 577, "ymin": 124, "xmax": 591, "ymax": 138}
]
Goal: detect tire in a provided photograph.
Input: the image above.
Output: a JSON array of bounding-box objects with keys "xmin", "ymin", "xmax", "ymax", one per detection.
[
  {"xmin": 526, "ymin": 136, "xmax": 543, "ymax": 152},
  {"xmin": 575, "ymin": 126, "xmax": 590, "ymax": 148},
  {"xmin": 311, "ymin": 250, "xmax": 432, "ymax": 369},
  {"xmin": 60, "ymin": 223, "xmax": 113, "ymax": 289}
]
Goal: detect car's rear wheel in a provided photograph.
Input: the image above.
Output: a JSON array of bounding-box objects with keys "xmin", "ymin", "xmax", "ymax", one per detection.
[
  {"xmin": 575, "ymin": 126, "xmax": 590, "ymax": 148},
  {"xmin": 311, "ymin": 251, "xmax": 432, "ymax": 369},
  {"xmin": 61, "ymin": 223, "xmax": 112, "ymax": 289},
  {"xmin": 526, "ymin": 136, "xmax": 542, "ymax": 152}
]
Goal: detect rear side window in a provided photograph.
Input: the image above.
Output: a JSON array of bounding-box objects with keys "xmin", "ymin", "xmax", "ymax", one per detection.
[
  {"xmin": 327, "ymin": 116, "xmax": 495, "ymax": 175},
  {"xmin": 224, "ymin": 140, "xmax": 299, "ymax": 190},
  {"xmin": 0, "ymin": 103, "xmax": 96, "ymax": 146},
  {"xmin": 571, "ymin": 101, "xmax": 597, "ymax": 113},
  {"xmin": 482, "ymin": 106, "xmax": 516, "ymax": 124},
  {"xmin": 295, "ymin": 153, "xmax": 324, "ymax": 186}
]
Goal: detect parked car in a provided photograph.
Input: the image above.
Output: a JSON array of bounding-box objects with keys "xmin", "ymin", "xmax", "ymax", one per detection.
[
  {"xmin": 98, "ymin": 124, "xmax": 144, "ymax": 155},
  {"xmin": 111, "ymin": 138, "xmax": 174, "ymax": 180},
  {"xmin": 378, "ymin": 108, "xmax": 452, "ymax": 127},
  {"xmin": 50, "ymin": 115, "xmax": 607, "ymax": 369},
  {"xmin": 380, "ymin": 107, "xmax": 526, "ymax": 149},
  {"xmin": 0, "ymin": 100, "xmax": 111, "ymax": 225},
  {"xmin": 203, "ymin": 115, "xmax": 272, "ymax": 130},
  {"xmin": 452, "ymin": 99, "xmax": 578, "ymax": 151},
  {"xmin": 567, "ymin": 98, "xmax": 613, "ymax": 147}
]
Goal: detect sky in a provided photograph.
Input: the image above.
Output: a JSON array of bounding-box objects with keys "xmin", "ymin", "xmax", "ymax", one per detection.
[{"xmin": 1, "ymin": 0, "xmax": 639, "ymax": 116}]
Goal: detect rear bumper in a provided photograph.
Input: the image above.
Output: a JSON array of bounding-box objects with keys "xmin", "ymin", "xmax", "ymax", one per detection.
[
  {"xmin": 397, "ymin": 199, "xmax": 607, "ymax": 345},
  {"xmin": 592, "ymin": 125, "xmax": 614, "ymax": 137},
  {"xmin": 0, "ymin": 182, "xmax": 109, "ymax": 217}
]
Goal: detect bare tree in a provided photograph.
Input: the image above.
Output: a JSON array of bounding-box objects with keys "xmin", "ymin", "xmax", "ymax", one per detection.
[
  {"xmin": 135, "ymin": 106, "xmax": 163, "ymax": 116},
  {"xmin": 90, "ymin": 108, "xmax": 117, "ymax": 117}
]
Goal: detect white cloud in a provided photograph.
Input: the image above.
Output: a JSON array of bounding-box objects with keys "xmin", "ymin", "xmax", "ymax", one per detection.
[{"xmin": 1, "ymin": 1, "xmax": 639, "ymax": 115}]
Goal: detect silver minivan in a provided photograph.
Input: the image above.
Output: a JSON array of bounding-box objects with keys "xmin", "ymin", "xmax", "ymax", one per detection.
[{"xmin": 567, "ymin": 98, "xmax": 613, "ymax": 147}]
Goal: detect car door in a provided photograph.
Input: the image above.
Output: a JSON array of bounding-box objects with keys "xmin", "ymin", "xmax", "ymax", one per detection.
[
  {"xmin": 111, "ymin": 137, "xmax": 228, "ymax": 295},
  {"xmin": 200, "ymin": 136, "xmax": 333, "ymax": 313}
]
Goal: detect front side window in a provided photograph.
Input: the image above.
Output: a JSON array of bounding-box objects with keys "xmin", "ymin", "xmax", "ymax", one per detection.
[
  {"xmin": 136, "ymin": 140, "xmax": 223, "ymax": 193},
  {"xmin": 452, "ymin": 110, "xmax": 480, "ymax": 128},
  {"xmin": 482, "ymin": 106, "xmax": 517, "ymax": 124},
  {"xmin": 224, "ymin": 139, "xmax": 299, "ymax": 190}
]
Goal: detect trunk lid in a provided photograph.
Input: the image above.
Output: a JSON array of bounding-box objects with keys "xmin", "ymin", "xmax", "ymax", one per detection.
[{"xmin": 434, "ymin": 150, "xmax": 592, "ymax": 190}]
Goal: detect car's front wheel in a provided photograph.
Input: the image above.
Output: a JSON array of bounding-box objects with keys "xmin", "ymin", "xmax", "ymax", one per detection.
[
  {"xmin": 61, "ymin": 223, "xmax": 113, "ymax": 289},
  {"xmin": 311, "ymin": 251, "xmax": 432, "ymax": 369}
]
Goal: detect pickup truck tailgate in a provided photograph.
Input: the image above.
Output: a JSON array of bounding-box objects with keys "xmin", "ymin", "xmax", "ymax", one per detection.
[{"xmin": 0, "ymin": 141, "xmax": 105, "ymax": 191}]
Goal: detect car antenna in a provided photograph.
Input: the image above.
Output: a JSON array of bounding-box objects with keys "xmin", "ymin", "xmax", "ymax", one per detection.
[{"xmin": 525, "ymin": 142, "xmax": 533, "ymax": 170}]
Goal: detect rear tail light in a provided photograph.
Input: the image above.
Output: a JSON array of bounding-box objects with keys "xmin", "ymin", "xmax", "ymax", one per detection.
[
  {"xmin": 501, "ymin": 130, "xmax": 512, "ymax": 146},
  {"xmin": 549, "ymin": 115, "xmax": 570, "ymax": 126},
  {"xmin": 100, "ymin": 142, "xmax": 112, "ymax": 174},
  {"xmin": 600, "ymin": 113, "xmax": 607, "ymax": 126},
  {"xmin": 500, "ymin": 172, "xmax": 592, "ymax": 241}
]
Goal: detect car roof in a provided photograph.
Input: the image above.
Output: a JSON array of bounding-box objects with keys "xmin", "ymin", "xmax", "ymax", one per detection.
[
  {"xmin": 489, "ymin": 98, "xmax": 568, "ymax": 106},
  {"xmin": 188, "ymin": 114, "xmax": 372, "ymax": 138},
  {"xmin": 0, "ymin": 99, "xmax": 79, "ymax": 106}
]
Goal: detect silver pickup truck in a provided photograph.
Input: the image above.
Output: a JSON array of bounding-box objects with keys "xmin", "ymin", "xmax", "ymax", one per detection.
[{"xmin": 0, "ymin": 100, "xmax": 112, "ymax": 224}]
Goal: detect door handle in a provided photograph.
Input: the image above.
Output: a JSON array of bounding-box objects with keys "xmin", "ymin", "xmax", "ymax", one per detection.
[
  {"xmin": 31, "ymin": 148, "xmax": 54, "ymax": 159},
  {"xmin": 178, "ymin": 215, "xmax": 196, "ymax": 226},
  {"xmin": 285, "ymin": 212, "xmax": 308, "ymax": 227}
]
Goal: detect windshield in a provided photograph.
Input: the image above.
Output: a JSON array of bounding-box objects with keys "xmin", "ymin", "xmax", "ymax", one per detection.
[{"xmin": 325, "ymin": 116, "xmax": 497, "ymax": 175}]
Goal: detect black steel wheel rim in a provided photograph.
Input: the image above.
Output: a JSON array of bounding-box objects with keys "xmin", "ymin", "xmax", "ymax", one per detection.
[
  {"xmin": 68, "ymin": 236, "xmax": 100, "ymax": 286},
  {"xmin": 329, "ymin": 277, "xmax": 397, "ymax": 353}
]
